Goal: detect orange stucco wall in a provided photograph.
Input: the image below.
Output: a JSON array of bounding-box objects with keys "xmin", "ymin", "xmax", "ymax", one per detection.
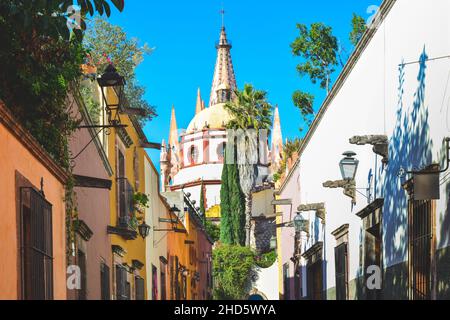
[
  {"xmin": 0, "ymin": 111, "xmax": 67, "ymax": 300},
  {"xmin": 167, "ymin": 210, "xmax": 212, "ymax": 300}
]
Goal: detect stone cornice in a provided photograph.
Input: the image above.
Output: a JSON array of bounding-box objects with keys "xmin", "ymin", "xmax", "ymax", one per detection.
[
  {"xmin": 278, "ymin": 0, "xmax": 397, "ymax": 194},
  {"xmin": 0, "ymin": 101, "xmax": 69, "ymax": 184}
]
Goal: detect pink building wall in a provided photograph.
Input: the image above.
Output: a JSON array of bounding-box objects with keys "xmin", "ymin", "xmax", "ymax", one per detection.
[
  {"xmin": 68, "ymin": 95, "xmax": 112, "ymax": 300},
  {"xmin": 278, "ymin": 164, "xmax": 302, "ymax": 300}
]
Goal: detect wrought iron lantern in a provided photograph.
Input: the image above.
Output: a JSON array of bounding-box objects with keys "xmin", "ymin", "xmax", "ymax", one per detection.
[
  {"xmin": 339, "ymin": 151, "xmax": 359, "ymax": 181},
  {"xmin": 138, "ymin": 221, "xmax": 151, "ymax": 239},
  {"xmin": 170, "ymin": 204, "xmax": 180, "ymax": 213},
  {"xmin": 293, "ymin": 212, "xmax": 308, "ymax": 233},
  {"xmin": 97, "ymin": 64, "xmax": 126, "ymax": 126},
  {"xmin": 269, "ymin": 235, "xmax": 277, "ymax": 250}
]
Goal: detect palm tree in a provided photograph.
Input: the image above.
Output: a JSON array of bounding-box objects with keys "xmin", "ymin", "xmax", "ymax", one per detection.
[{"xmin": 224, "ymin": 84, "xmax": 273, "ymax": 246}]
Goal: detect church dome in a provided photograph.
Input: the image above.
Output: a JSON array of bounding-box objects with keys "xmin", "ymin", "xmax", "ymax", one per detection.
[{"xmin": 186, "ymin": 103, "xmax": 233, "ymax": 133}]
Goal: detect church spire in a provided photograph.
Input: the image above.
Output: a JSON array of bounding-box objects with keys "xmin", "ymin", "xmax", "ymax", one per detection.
[
  {"xmin": 271, "ymin": 105, "xmax": 284, "ymax": 174},
  {"xmin": 209, "ymin": 26, "xmax": 237, "ymax": 106},
  {"xmin": 195, "ymin": 88, "xmax": 204, "ymax": 114},
  {"xmin": 168, "ymin": 105, "xmax": 180, "ymax": 177}
]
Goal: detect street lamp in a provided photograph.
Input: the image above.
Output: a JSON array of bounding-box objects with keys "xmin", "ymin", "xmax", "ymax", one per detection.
[
  {"xmin": 138, "ymin": 221, "xmax": 150, "ymax": 239},
  {"xmin": 97, "ymin": 64, "xmax": 126, "ymax": 126},
  {"xmin": 170, "ymin": 205, "xmax": 180, "ymax": 213},
  {"xmin": 339, "ymin": 151, "xmax": 359, "ymax": 181},
  {"xmin": 293, "ymin": 212, "xmax": 308, "ymax": 233},
  {"xmin": 269, "ymin": 235, "xmax": 277, "ymax": 250}
]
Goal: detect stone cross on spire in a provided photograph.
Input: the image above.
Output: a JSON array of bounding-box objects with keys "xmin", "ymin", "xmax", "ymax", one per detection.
[{"xmin": 209, "ymin": 26, "xmax": 237, "ymax": 106}]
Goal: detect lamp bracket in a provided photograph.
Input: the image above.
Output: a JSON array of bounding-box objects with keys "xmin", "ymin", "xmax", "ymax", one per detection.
[
  {"xmin": 405, "ymin": 137, "xmax": 450, "ymax": 175},
  {"xmin": 323, "ymin": 180, "xmax": 356, "ymax": 205},
  {"xmin": 349, "ymin": 135, "xmax": 389, "ymax": 164},
  {"xmin": 297, "ymin": 203, "xmax": 326, "ymax": 222}
]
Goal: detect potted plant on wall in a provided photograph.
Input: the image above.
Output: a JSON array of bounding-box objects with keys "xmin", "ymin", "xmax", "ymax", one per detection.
[{"xmin": 133, "ymin": 192, "xmax": 150, "ymax": 214}]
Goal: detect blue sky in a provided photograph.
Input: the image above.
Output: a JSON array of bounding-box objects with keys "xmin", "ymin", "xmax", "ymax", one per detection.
[{"xmin": 108, "ymin": 0, "xmax": 382, "ymax": 168}]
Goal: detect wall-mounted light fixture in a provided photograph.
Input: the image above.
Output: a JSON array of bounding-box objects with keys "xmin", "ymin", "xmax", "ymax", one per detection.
[
  {"xmin": 293, "ymin": 212, "xmax": 309, "ymax": 233},
  {"xmin": 340, "ymin": 151, "xmax": 359, "ymax": 181},
  {"xmin": 323, "ymin": 151, "xmax": 359, "ymax": 205},
  {"xmin": 138, "ymin": 221, "xmax": 150, "ymax": 239},
  {"xmin": 97, "ymin": 64, "xmax": 126, "ymax": 127}
]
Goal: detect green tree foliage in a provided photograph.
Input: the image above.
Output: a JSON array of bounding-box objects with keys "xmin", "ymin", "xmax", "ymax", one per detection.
[
  {"xmin": 254, "ymin": 250, "xmax": 277, "ymax": 269},
  {"xmin": 213, "ymin": 244, "xmax": 255, "ymax": 300},
  {"xmin": 292, "ymin": 90, "xmax": 315, "ymax": 125},
  {"xmin": 220, "ymin": 149, "xmax": 246, "ymax": 245},
  {"xmin": 205, "ymin": 220, "xmax": 220, "ymax": 243},
  {"xmin": 225, "ymin": 84, "xmax": 273, "ymax": 130},
  {"xmin": 220, "ymin": 160, "xmax": 234, "ymax": 245},
  {"xmin": 350, "ymin": 13, "xmax": 367, "ymax": 46},
  {"xmin": 0, "ymin": 1, "xmax": 123, "ymax": 168},
  {"xmin": 224, "ymin": 84, "xmax": 273, "ymax": 246},
  {"xmin": 273, "ymin": 138, "xmax": 302, "ymax": 182},
  {"xmin": 228, "ymin": 162, "xmax": 246, "ymax": 246},
  {"xmin": 199, "ymin": 181, "xmax": 206, "ymax": 225},
  {"xmin": 83, "ymin": 17, "xmax": 156, "ymax": 125},
  {"xmin": 291, "ymin": 23, "xmax": 339, "ymax": 93}
]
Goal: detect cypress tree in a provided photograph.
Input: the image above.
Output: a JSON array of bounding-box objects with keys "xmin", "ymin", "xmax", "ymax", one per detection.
[
  {"xmin": 229, "ymin": 163, "xmax": 246, "ymax": 246},
  {"xmin": 220, "ymin": 159, "xmax": 234, "ymax": 244},
  {"xmin": 199, "ymin": 181, "xmax": 206, "ymax": 225}
]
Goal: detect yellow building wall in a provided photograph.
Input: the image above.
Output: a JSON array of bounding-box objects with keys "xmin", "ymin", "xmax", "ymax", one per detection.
[{"xmin": 105, "ymin": 88, "xmax": 147, "ymax": 299}]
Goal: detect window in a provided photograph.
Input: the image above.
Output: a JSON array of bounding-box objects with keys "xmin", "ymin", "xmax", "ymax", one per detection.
[
  {"xmin": 135, "ymin": 276, "xmax": 145, "ymax": 300},
  {"xmin": 115, "ymin": 264, "xmax": 128, "ymax": 300},
  {"xmin": 117, "ymin": 148, "xmax": 127, "ymax": 225},
  {"xmin": 125, "ymin": 281, "xmax": 131, "ymax": 300},
  {"xmin": 304, "ymin": 242, "xmax": 324, "ymax": 300},
  {"xmin": 335, "ymin": 243, "xmax": 348, "ymax": 300},
  {"xmin": 188, "ymin": 145, "xmax": 199, "ymax": 165},
  {"xmin": 357, "ymin": 199, "xmax": 383, "ymax": 300},
  {"xmin": 20, "ymin": 188, "xmax": 53, "ymax": 300},
  {"xmin": 78, "ymin": 250, "xmax": 87, "ymax": 300},
  {"xmin": 182, "ymin": 274, "xmax": 187, "ymax": 300},
  {"xmin": 133, "ymin": 148, "xmax": 140, "ymax": 190},
  {"xmin": 100, "ymin": 263, "xmax": 110, "ymax": 300},
  {"xmin": 175, "ymin": 256, "xmax": 181, "ymax": 300},
  {"xmin": 170, "ymin": 256, "xmax": 175, "ymax": 300},
  {"xmin": 408, "ymin": 198, "xmax": 434, "ymax": 300},
  {"xmin": 152, "ymin": 265, "xmax": 158, "ymax": 300},
  {"xmin": 160, "ymin": 261, "xmax": 167, "ymax": 300},
  {"xmin": 283, "ymin": 263, "xmax": 290, "ymax": 300},
  {"xmin": 217, "ymin": 142, "xmax": 226, "ymax": 162},
  {"xmin": 307, "ymin": 260, "xmax": 323, "ymax": 300},
  {"xmin": 294, "ymin": 265, "xmax": 301, "ymax": 300}
]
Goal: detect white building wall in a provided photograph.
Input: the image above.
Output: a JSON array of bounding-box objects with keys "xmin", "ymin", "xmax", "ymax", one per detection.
[
  {"xmin": 252, "ymin": 260, "xmax": 279, "ymax": 300},
  {"xmin": 289, "ymin": 0, "xmax": 450, "ymax": 298},
  {"xmin": 145, "ymin": 157, "xmax": 168, "ymax": 300}
]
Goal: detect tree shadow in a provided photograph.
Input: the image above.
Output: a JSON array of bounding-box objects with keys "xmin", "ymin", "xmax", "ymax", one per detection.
[{"xmin": 381, "ymin": 47, "xmax": 433, "ymax": 297}]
